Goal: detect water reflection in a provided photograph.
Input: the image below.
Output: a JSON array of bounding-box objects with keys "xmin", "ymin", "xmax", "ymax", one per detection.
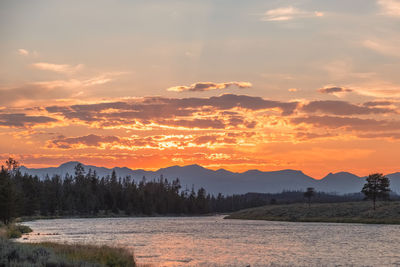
[{"xmin": 19, "ymin": 216, "xmax": 400, "ymax": 266}]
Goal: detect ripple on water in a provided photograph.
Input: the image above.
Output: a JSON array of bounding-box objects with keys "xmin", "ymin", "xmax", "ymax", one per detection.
[{"xmin": 19, "ymin": 216, "xmax": 400, "ymax": 267}]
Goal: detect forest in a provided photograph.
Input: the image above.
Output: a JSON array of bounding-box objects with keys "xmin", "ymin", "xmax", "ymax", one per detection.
[{"xmin": 0, "ymin": 160, "xmax": 367, "ymax": 224}]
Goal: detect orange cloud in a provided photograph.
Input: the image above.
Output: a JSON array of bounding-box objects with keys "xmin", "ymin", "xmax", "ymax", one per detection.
[
  {"xmin": 301, "ymin": 100, "xmax": 395, "ymax": 115},
  {"xmin": 46, "ymin": 132, "xmax": 252, "ymax": 151},
  {"xmin": 350, "ymin": 81, "xmax": 400, "ymax": 98},
  {"xmin": 318, "ymin": 86, "xmax": 352, "ymax": 95},
  {"xmin": 291, "ymin": 115, "xmax": 400, "ymax": 132},
  {"xmin": 44, "ymin": 94, "xmax": 298, "ymax": 129},
  {"xmin": 32, "ymin": 62, "xmax": 84, "ymax": 74},
  {"xmin": 261, "ymin": 6, "xmax": 324, "ymax": 21},
  {"xmin": 363, "ymin": 39, "xmax": 400, "ymax": 58},
  {"xmin": 2, "ymin": 92, "xmax": 400, "ymax": 178},
  {"xmin": 17, "ymin": 49, "xmax": 29, "ymax": 56},
  {"xmin": 377, "ymin": 0, "xmax": 400, "ymax": 17},
  {"xmin": 0, "ymin": 113, "xmax": 58, "ymax": 128},
  {"xmin": 167, "ymin": 82, "xmax": 252, "ymax": 92},
  {"xmin": 0, "ymin": 72, "xmax": 126, "ymax": 107}
]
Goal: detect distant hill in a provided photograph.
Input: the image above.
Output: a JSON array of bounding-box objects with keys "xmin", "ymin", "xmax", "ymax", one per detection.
[
  {"xmin": 316, "ymin": 172, "xmax": 365, "ymax": 194},
  {"xmin": 19, "ymin": 162, "xmax": 400, "ymax": 195}
]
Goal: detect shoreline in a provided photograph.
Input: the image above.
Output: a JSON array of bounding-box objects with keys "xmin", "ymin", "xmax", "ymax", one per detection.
[
  {"xmin": 0, "ymin": 223, "xmax": 136, "ymax": 266},
  {"xmin": 224, "ymin": 201, "xmax": 400, "ymax": 225},
  {"xmin": 18, "ymin": 212, "xmax": 225, "ymax": 223},
  {"xmin": 5, "ymin": 209, "xmax": 399, "ymax": 266},
  {"xmin": 225, "ymin": 216, "xmax": 400, "ymax": 225},
  {"xmin": 1, "ymin": 237, "xmax": 136, "ymax": 266}
]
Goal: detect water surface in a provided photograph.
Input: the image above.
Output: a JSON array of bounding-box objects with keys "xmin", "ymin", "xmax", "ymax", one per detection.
[{"xmin": 20, "ymin": 216, "xmax": 400, "ymax": 266}]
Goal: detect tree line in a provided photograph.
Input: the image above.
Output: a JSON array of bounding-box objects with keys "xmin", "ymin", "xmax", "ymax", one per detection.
[
  {"xmin": 1, "ymin": 158, "xmax": 393, "ymax": 225},
  {"xmin": 1, "ymin": 159, "xmax": 279, "ymax": 224}
]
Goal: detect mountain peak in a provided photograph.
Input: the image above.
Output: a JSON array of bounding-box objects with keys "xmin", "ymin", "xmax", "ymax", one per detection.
[
  {"xmin": 59, "ymin": 161, "xmax": 82, "ymax": 168},
  {"xmin": 322, "ymin": 172, "xmax": 360, "ymax": 180}
]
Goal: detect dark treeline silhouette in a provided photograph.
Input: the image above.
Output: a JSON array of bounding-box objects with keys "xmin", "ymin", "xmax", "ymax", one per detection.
[
  {"xmin": 2, "ymin": 160, "xmax": 393, "ymax": 225},
  {"xmin": 2, "ymin": 163, "xmax": 215, "ymax": 221}
]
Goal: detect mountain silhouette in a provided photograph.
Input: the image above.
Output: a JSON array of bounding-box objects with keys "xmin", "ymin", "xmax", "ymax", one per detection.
[{"xmin": 19, "ymin": 162, "xmax": 400, "ymax": 195}]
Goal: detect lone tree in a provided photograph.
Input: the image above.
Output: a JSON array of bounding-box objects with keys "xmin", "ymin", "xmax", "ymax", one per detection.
[
  {"xmin": 362, "ymin": 173, "xmax": 390, "ymax": 210},
  {"xmin": 304, "ymin": 187, "xmax": 315, "ymax": 207}
]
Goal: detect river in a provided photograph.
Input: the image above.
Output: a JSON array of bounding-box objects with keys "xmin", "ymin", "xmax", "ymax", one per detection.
[{"xmin": 18, "ymin": 216, "xmax": 400, "ymax": 266}]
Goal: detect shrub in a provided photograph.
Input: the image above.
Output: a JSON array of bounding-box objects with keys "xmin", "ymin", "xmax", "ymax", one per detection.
[{"xmin": 6, "ymin": 224, "xmax": 32, "ymax": 239}]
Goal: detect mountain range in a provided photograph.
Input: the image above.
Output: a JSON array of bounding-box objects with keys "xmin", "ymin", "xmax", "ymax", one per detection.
[{"xmin": 19, "ymin": 162, "xmax": 400, "ymax": 195}]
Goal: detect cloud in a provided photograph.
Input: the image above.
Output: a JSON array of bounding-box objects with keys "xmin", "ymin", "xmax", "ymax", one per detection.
[
  {"xmin": 17, "ymin": 49, "xmax": 29, "ymax": 56},
  {"xmin": 49, "ymin": 134, "xmax": 158, "ymax": 150},
  {"xmin": 363, "ymin": 100, "xmax": 393, "ymax": 107},
  {"xmin": 295, "ymin": 132, "xmax": 334, "ymax": 140},
  {"xmin": 302, "ymin": 100, "xmax": 394, "ymax": 115},
  {"xmin": 318, "ymin": 86, "xmax": 352, "ymax": 94},
  {"xmin": 377, "ymin": 0, "xmax": 400, "ymax": 17},
  {"xmin": 350, "ymin": 81, "xmax": 400, "ymax": 98},
  {"xmin": 192, "ymin": 135, "xmax": 219, "ymax": 145},
  {"xmin": 261, "ymin": 6, "xmax": 323, "ymax": 22},
  {"xmin": 157, "ymin": 118, "xmax": 226, "ymax": 129},
  {"xmin": 34, "ymin": 75, "xmax": 112, "ymax": 89},
  {"xmin": 0, "ymin": 84, "xmax": 61, "ymax": 107},
  {"xmin": 359, "ymin": 132, "xmax": 400, "ymax": 140},
  {"xmin": 47, "ymin": 133, "xmax": 244, "ymax": 150},
  {"xmin": 167, "ymin": 81, "xmax": 252, "ymax": 92},
  {"xmin": 0, "ymin": 72, "xmax": 123, "ymax": 107},
  {"xmin": 291, "ymin": 115, "xmax": 400, "ymax": 132},
  {"xmin": 0, "ymin": 113, "xmax": 58, "ymax": 127},
  {"xmin": 49, "ymin": 134, "xmax": 120, "ymax": 149},
  {"xmin": 322, "ymin": 60, "xmax": 376, "ymax": 80},
  {"xmin": 363, "ymin": 39, "xmax": 400, "ymax": 58},
  {"xmin": 45, "ymin": 94, "xmax": 299, "ymax": 129},
  {"xmin": 32, "ymin": 62, "xmax": 84, "ymax": 74}
]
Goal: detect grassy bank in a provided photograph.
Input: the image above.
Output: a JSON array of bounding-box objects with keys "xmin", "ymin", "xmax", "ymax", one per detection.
[
  {"xmin": 0, "ymin": 223, "xmax": 32, "ymax": 239},
  {"xmin": 17, "ymin": 213, "xmax": 216, "ymax": 223},
  {"xmin": 0, "ymin": 223, "xmax": 136, "ymax": 266},
  {"xmin": 0, "ymin": 238, "xmax": 136, "ymax": 266},
  {"xmin": 33, "ymin": 242, "xmax": 135, "ymax": 267},
  {"xmin": 0, "ymin": 238, "xmax": 136, "ymax": 267},
  {"xmin": 225, "ymin": 201, "xmax": 400, "ymax": 224}
]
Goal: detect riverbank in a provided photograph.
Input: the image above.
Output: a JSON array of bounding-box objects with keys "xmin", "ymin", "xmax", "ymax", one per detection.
[
  {"xmin": 225, "ymin": 201, "xmax": 400, "ymax": 224},
  {"xmin": 0, "ymin": 238, "xmax": 136, "ymax": 266},
  {"xmin": 17, "ymin": 213, "xmax": 220, "ymax": 223},
  {"xmin": 0, "ymin": 223, "xmax": 136, "ymax": 266}
]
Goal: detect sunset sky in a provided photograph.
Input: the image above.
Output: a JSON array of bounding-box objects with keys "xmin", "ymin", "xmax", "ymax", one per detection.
[{"xmin": 1, "ymin": 0, "xmax": 400, "ymax": 178}]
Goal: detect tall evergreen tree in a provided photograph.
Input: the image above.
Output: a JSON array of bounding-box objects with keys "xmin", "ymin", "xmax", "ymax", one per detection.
[{"xmin": 0, "ymin": 167, "xmax": 16, "ymax": 224}]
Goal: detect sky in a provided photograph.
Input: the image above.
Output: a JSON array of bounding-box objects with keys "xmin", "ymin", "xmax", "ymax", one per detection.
[{"xmin": 1, "ymin": 0, "xmax": 400, "ymax": 178}]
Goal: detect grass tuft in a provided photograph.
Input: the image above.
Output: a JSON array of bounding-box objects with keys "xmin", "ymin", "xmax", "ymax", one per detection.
[
  {"xmin": 3, "ymin": 224, "xmax": 33, "ymax": 239},
  {"xmin": 34, "ymin": 242, "xmax": 136, "ymax": 267}
]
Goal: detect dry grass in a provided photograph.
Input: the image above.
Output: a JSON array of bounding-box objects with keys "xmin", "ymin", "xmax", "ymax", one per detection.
[
  {"xmin": 0, "ymin": 238, "xmax": 136, "ymax": 266},
  {"xmin": 33, "ymin": 242, "xmax": 136, "ymax": 267},
  {"xmin": 225, "ymin": 201, "xmax": 400, "ymax": 224},
  {"xmin": 0, "ymin": 223, "xmax": 135, "ymax": 267},
  {"xmin": 0, "ymin": 227, "xmax": 6, "ymax": 239}
]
